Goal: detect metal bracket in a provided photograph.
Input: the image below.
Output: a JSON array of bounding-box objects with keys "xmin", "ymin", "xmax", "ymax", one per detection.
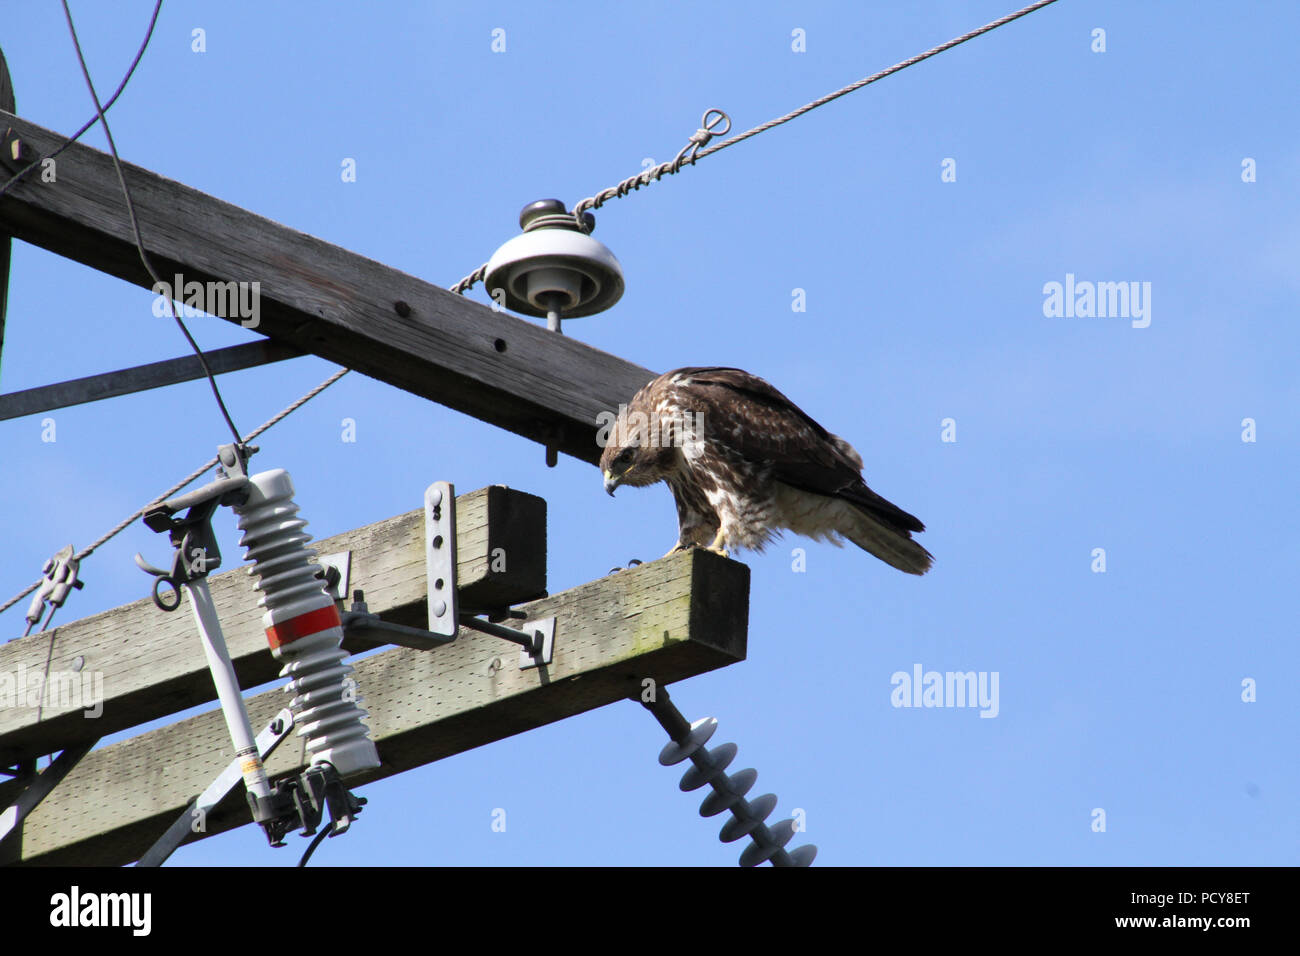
[
  {"xmin": 0, "ymin": 341, "xmax": 305, "ymax": 424},
  {"xmin": 0, "ymin": 739, "xmax": 99, "ymax": 849},
  {"xmin": 136, "ymin": 708, "xmax": 294, "ymax": 866},
  {"xmin": 343, "ymin": 594, "xmax": 554, "ymax": 668},
  {"xmin": 134, "ymin": 442, "xmax": 255, "ymax": 611},
  {"xmin": 259, "ymin": 760, "xmax": 367, "ymax": 849},
  {"xmin": 519, "ymin": 617, "xmax": 555, "ymax": 669},
  {"xmin": 340, "ymin": 481, "xmax": 555, "ymax": 669},
  {"xmin": 458, "ymin": 613, "xmax": 556, "ymax": 669},
  {"xmin": 424, "ymin": 481, "xmax": 458, "ymax": 637},
  {"xmin": 342, "ymin": 593, "xmax": 457, "ymax": 651},
  {"xmin": 22, "ymin": 544, "xmax": 84, "ymax": 637},
  {"xmin": 316, "ymin": 550, "xmax": 351, "ymax": 603},
  {"xmin": 0, "ymin": 126, "xmax": 38, "ymax": 176}
]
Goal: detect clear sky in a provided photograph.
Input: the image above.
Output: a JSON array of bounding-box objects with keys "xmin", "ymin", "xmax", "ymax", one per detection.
[{"xmin": 1, "ymin": 1, "xmax": 1295, "ymax": 866}]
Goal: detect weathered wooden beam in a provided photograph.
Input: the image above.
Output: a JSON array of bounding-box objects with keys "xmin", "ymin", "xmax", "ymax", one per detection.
[
  {"xmin": 0, "ymin": 50, "xmax": 14, "ymax": 385},
  {"xmin": 0, "ymin": 111, "xmax": 657, "ymax": 463},
  {"xmin": 0, "ymin": 738, "xmax": 96, "ymax": 848},
  {"xmin": 6, "ymin": 549, "xmax": 748, "ymax": 866},
  {"xmin": 0, "ymin": 485, "xmax": 546, "ymax": 766},
  {"xmin": 0, "ymin": 339, "xmax": 303, "ymax": 420}
]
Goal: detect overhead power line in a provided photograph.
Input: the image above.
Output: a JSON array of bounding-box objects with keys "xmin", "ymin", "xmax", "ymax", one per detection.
[
  {"xmin": 452, "ymin": 0, "xmax": 1060, "ymax": 294},
  {"xmin": 1, "ymin": 367, "xmax": 348, "ymax": 621},
  {"xmin": 59, "ymin": 0, "xmax": 246, "ymax": 447},
  {"xmin": 0, "ymin": 0, "xmax": 162, "ymax": 200},
  {"xmin": 5, "ymin": 0, "xmax": 1060, "ymax": 620}
]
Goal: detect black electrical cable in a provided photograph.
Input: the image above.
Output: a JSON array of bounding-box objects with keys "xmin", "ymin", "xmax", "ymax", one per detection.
[
  {"xmin": 297, "ymin": 820, "xmax": 334, "ymax": 867},
  {"xmin": 0, "ymin": 0, "xmax": 163, "ymax": 199},
  {"xmin": 60, "ymin": 0, "xmax": 245, "ymax": 446}
]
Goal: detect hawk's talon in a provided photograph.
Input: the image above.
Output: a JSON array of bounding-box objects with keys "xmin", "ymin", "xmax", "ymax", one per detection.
[
  {"xmin": 703, "ymin": 529, "xmax": 729, "ymax": 558},
  {"xmin": 662, "ymin": 542, "xmax": 688, "ymax": 559},
  {"xmin": 679, "ymin": 541, "xmax": 730, "ymax": 559}
]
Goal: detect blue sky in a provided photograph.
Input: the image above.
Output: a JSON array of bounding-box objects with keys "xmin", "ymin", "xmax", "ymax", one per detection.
[{"xmin": 1, "ymin": 0, "xmax": 1295, "ymax": 866}]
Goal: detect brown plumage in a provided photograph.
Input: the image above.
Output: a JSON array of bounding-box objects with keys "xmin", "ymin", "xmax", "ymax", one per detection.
[{"xmin": 598, "ymin": 367, "xmax": 933, "ymax": 574}]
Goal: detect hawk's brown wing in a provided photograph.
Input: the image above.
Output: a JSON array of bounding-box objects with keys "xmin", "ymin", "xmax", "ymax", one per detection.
[{"xmin": 667, "ymin": 366, "xmax": 925, "ymax": 536}]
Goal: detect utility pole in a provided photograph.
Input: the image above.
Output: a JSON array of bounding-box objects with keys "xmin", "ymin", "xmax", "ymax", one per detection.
[{"xmin": 0, "ymin": 103, "xmax": 755, "ymax": 866}]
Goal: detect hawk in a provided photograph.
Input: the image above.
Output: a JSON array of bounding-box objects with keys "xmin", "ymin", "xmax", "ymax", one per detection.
[{"xmin": 599, "ymin": 367, "xmax": 933, "ymax": 574}]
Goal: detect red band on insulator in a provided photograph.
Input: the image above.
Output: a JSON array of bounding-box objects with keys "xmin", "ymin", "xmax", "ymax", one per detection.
[{"xmin": 265, "ymin": 604, "xmax": 341, "ymax": 649}]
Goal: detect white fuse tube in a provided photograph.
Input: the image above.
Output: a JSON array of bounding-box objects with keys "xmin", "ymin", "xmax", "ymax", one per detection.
[
  {"xmin": 186, "ymin": 577, "xmax": 274, "ymax": 802},
  {"xmin": 233, "ymin": 469, "xmax": 380, "ymax": 777}
]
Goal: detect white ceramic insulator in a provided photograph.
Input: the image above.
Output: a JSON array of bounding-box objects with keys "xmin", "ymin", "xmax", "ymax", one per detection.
[{"xmin": 234, "ymin": 469, "xmax": 380, "ymax": 777}]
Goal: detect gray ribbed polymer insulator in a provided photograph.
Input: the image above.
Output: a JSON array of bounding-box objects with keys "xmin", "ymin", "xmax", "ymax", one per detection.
[
  {"xmin": 658, "ymin": 716, "xmax": 816, "ymax": 867},
  {"xmin": 233, "ymin": 469, "xmax": 380, "ymax": 778}
]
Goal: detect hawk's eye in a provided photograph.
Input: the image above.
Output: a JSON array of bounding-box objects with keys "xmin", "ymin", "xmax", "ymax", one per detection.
[{"xmin": 615, "ymin": 448, "xmax": 634, "ymax": 468}]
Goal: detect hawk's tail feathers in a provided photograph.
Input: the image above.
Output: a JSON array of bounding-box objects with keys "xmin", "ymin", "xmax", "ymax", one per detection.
[{"xmin": 840, "ymin": 501, "xmax": 933, "ymax": 576}]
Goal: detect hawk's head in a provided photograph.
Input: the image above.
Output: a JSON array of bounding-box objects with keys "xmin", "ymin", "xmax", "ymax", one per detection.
[{"xmin": 599, "ymin": 408, "xmax": 680, "ymax": 496}]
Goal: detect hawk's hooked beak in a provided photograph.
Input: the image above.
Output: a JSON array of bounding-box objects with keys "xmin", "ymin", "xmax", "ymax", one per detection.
[{"xmin": 603, "ymin": 470, "xmax": 620, "ymax": 497}]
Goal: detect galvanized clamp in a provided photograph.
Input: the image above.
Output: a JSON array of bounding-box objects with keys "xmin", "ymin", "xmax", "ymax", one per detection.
[{"xmin": 329, "ymin": 482, "xmax": 555, "ymax": 669}]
